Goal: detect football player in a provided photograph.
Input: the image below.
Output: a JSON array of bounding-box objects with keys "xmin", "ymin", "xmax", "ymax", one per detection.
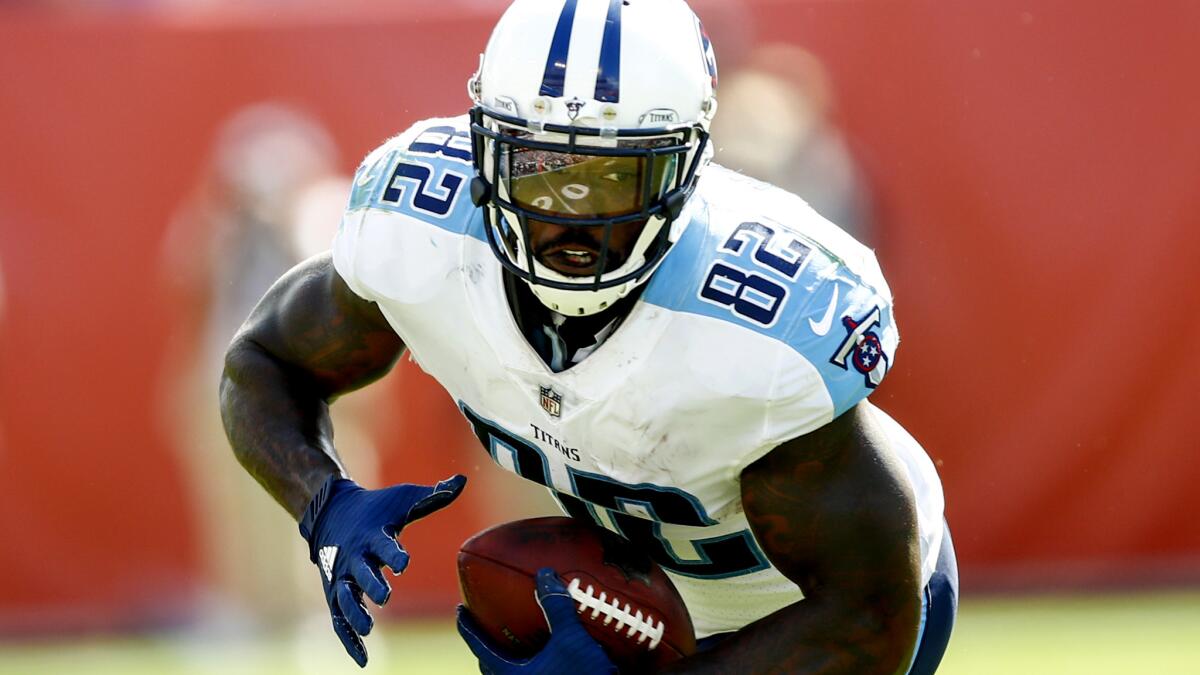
[{"xmin": 220, "ymin": 0, "xmax": 958, "ymax": 672}]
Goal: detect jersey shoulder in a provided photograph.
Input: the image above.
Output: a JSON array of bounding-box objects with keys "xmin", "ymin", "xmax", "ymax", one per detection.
[
  {"xmin": 344, "ymin": 114, "xmax": 477, "ymax": 230},
  {"xmin": 334, "ymin": 115, "xmax": 482, "ymax": 302},
  {"xmin": 644, "ymin": 165, "xmax": 898, "ymax": 429}
]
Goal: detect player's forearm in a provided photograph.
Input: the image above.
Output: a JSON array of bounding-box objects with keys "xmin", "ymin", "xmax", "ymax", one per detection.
[
  {"xmin": 660, "ymin": 596, "xmax": 918, "ymax": 675},
  {"xmin": 219, "ymin": 339, "xmax": 346, "ymax": 519}
]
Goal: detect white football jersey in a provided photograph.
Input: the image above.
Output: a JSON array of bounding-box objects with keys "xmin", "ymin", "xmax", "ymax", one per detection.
[{"xmin": 333, "ymin": 116, "xmax": 945, "ymax": 638}]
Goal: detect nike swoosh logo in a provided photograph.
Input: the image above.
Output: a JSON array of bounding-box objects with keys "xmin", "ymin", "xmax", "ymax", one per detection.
[{"xmin": 808, "ymin": 284, "xmax": 840, "ymax": 336}]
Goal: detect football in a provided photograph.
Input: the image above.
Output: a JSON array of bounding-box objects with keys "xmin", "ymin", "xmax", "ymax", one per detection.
[{"xmin": 457, "ymin": 516, "xmax": 696, "ymax": 673}]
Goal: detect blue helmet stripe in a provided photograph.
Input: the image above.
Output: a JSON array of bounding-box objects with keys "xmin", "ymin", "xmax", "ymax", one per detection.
[
  {"xmin": 540, "ymin": 0, "xmax": 580, "ymax": 98},
  {"xmin": 594, "ymin": 0, "xmax": 623, "ymax": 102}
]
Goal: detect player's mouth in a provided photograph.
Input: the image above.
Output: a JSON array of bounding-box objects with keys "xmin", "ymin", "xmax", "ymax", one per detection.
[{"xmin": 538, "ymin": 242, "xmax": 617, "ymax": 277}]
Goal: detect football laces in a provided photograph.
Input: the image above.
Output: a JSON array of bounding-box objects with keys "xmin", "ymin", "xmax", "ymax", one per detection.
[{"xmin": 566, "ymin": 577, "xmax": 666, "ymax": 650}]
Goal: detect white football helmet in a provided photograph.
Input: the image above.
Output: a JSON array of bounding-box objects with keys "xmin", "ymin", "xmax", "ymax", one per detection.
[{"xmin": 468, "ymin": 0, "xmax": 719, "ymax": 316}]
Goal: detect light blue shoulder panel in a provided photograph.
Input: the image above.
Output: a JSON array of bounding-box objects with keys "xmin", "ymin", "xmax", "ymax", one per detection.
[
  {"xmin": 642, "ymin": 207, "xmax": 897, "ymax": 417},
  {"xmin": 346, "ymin": 119, "xmax": 484, "ymax": 241}
]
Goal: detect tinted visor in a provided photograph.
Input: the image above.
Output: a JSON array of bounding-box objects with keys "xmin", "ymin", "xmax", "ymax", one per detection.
[{"xmin": 501, "ymin": 137, "xmax": 680, "ymax": 220}]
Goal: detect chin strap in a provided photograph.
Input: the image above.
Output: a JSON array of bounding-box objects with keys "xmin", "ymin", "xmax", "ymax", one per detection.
[
  {"xmin": 470, "ymin": 176, "xmax": 491, "ymax": 207},
  {"xmin": 665, "ymin": 189, "xmax": 688, "ymax": 221}
]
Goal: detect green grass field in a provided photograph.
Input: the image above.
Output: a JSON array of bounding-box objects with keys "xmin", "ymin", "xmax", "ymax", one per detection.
[{"xmin": 2, "ymin": 591, "xmax": 1197, "ymax": 674}]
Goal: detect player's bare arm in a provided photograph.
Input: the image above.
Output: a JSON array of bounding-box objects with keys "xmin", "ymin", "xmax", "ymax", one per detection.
[
  {"xmin": 223, "ymin": 255, "xmax": 466, "ymax": 668},
  {"xmin": 219, "ymin": 252, "xmax": 404, "ymax": 518},
  {"xmin": 664, "ymin": 402, "xmax": 923, "ymax": 675}
]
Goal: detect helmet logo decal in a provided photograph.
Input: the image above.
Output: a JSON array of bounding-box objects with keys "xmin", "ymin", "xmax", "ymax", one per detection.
[
  {"xmin": 539, "ymin": 0, "xmax": 580, "ymax": 98},
  {"xmin": 639, "ymin": 109, "xmax": 679, "ymax": 126},
  {"xmin": 594, "ymin": 0, "xmax": 624, "ymax": 103},
  {"xmin": 565, "ymin": 97, "xmax": 585, "ymax": 120}
]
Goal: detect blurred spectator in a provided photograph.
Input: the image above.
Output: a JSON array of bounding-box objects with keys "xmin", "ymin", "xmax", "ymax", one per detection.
[
  {"xmin": 711, "ymin": 43, "xmax": 875, "ymax": 245},
  {"xmin": 158, "ymin": 103, "xmax": 374, "ymax": 632}
]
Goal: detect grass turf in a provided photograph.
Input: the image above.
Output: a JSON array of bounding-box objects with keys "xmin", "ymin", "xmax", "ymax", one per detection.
[{"xmin": 1, "ymin": 591, "xmax": 1197, "ymax": 674}]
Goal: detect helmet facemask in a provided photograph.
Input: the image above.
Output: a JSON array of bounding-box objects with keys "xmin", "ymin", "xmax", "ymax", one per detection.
[{"xmin": 470, "ymin": 106, "xmax": 710, "ymax": 316}]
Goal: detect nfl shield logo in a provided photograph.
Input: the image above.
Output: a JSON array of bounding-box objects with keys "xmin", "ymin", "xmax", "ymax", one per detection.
[{"xmin": 539, "ymin": 386, "xmax": 562, "ymax": 418}]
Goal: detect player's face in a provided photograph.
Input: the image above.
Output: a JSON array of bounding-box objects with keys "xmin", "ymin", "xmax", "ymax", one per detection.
[{"xmin": 502, "ymin": 141, "xmax": 678, "ymax": 278}]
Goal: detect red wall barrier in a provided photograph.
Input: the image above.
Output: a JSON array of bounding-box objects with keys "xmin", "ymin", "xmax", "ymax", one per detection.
[{"xmin": 1, "ymin": 0, "xmax": 1197, "ymax": 631}]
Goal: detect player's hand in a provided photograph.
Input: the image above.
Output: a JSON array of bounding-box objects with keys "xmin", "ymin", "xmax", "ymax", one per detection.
[
  {"xmin": 457, "ymin": 567, "xmax": 618, "ymax": 675},
  {"xmin": 298, "ymin": 474, "xmax": 467, "ymax": 668}
]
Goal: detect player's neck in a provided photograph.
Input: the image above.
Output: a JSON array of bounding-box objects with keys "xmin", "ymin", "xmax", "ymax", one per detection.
[{"xmin": 502, "ymin": 272, "xmax": 642, "ymax": 372}]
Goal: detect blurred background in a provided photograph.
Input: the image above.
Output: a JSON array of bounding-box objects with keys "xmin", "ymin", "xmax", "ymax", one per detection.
[{"xmin": 1, "ymin": 0, "xmax": 1198, "ymax": 673}]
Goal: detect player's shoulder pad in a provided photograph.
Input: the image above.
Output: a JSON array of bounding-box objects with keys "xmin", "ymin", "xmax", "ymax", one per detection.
[
  {"xmin": 334, "ymin": 115, "xmax": 479, "ymax": 302},
  {"xmin": 344, "ymin": 115, "xmax": 477, "ymax": 231},
  {"xmin": 645, "ymin": 165, "xmax": 898, "ymax": 420}
]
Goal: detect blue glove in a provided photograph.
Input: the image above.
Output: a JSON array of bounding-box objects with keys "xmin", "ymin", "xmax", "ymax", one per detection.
[
  {"xmin": 299, "ymin": 474, "xmax": 467, "ymax": 668},
  {"xmin": 457, "ymin": 568, "xmax": 618, "ymax": 675}
]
